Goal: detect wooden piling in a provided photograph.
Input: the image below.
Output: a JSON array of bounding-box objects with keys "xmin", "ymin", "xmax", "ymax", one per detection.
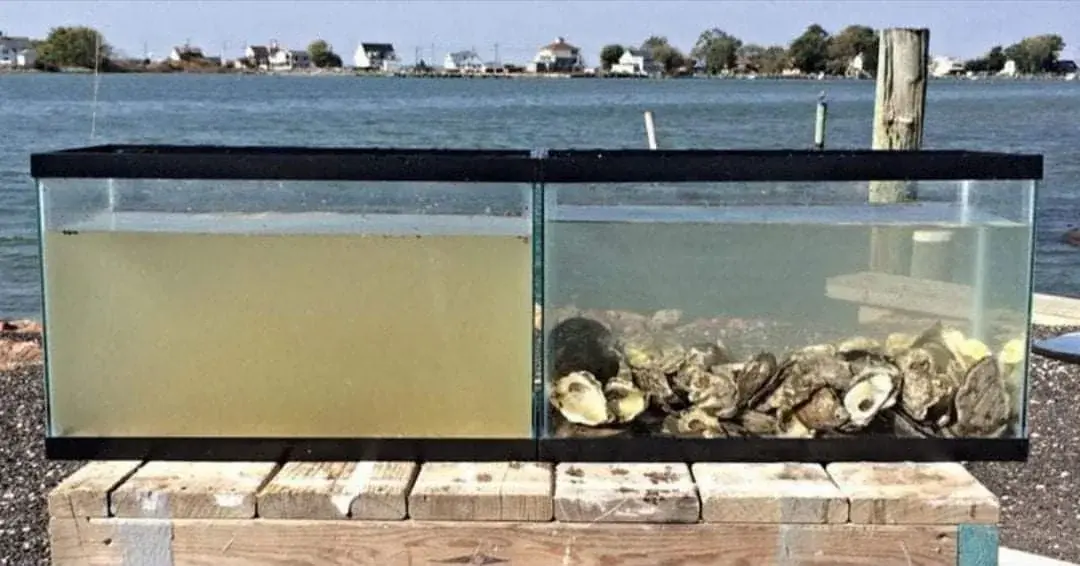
[
  {"xmin": 868, "ymin": 28, "xmax": 931, "ymax": 289},
  {"xmin": 869, "ymin": 28, "xmax": 930, "ymax": 204},
  {"xmin": 814, "ymin": 93, "xmax": 828, "ymax": 150}
]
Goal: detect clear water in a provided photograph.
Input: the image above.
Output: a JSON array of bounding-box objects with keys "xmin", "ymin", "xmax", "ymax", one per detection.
[{"xmin": 542, "ymin": 201, "xmax": 1033, "ymax": 441}]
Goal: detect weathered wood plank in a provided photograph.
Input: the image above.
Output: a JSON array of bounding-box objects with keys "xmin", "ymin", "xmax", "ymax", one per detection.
[
  {"xmin": 49, "ymin": 517, "xmax": 961, "ymax": 566},
  {"xmin": 256, "ymin": 461, "xmax": 417, "ymax": 520},
  {"xmin": 46, "ymin": 461, "xmax": 144, "ymax": 520},
  {"xmin": 1032, "ymin": 293, "xmax": 1080, "ymax": 325},
  {"xmin": 826, "ymin": 462, "xmax": 1000, "ymax": 525},
  {"xmin": 554, "ymin": 463, "xmax": 699, "ymax": 523},
  {"xmin": 110, "ymin": 462, "xmax": 279, "ymax": 519},
  {"xmin": 693, "ymin": 463, "xmax": 848, "ymax": 524},
  {"xmin": 407, "ymin": 462, "xmax": 553, "ymax": 521},
  {"xmin": 827, "ymin": 271, "xmax": 974, "ymax": 321}
]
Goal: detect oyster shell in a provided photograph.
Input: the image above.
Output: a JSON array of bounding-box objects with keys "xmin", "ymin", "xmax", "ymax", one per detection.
[
  {"xmin": 550, "ymin": 317, "xmax": 621, "ymax": 383},
  {"xmin": 910, "ymin": 321, "xmax": 960, "ymax": 370},
  {"xmin": 884, "ymin": 332, "xmax": 917, "ymax": 358},
  {"xmin": 551, "ymin": 371, "xmax": 612, "ymax": 426},
  {"xmin": 794, "ymin": 343, "xmax": 837, "ymax": 359},
  {"xmin": 777, "ymin": 414, "xmax": 815, "ymax": 438},
  {"xmin": 952, "ymin": 356, "xmax": 1011, "ymax": 438},
  {"xmin": 736, "ymin": 352, "xmax": 779, "ymax": 408},
  {"xmin": 998, "ymin": 337, "xmax": 1025, "ymax": 418},
  {"xmin": 762, "ymin": 357, "xmax": 830, "ymax": 417},
  {"xmin": 621, "ymin": 333, "xmax": 686, "ymax": 374},
  {"xmin": 794, "ymin": 388, "xmax": 849, "ymax": 431},
  {"xmin": 604, "ymin": 364, "xmax": 647, "ymax": 423},
  {"xmin": 685, "ymin": 368, "xmax": 740, "ymax": 419},
  {"xmin": 896, "ymin": 347, "xmax": 956, "ymax": 422},
  {"xmin": 842, "ymin": 365, "xmax": 900, "ymax": 429},
  {"xmin": 660, "ymin": 407, "xmax": 725, "ymax": 438},
  {"xmin": 836, "ymin": 336, "xmax": 883, "ymax": 357},
  {"xmin": 739, "ymin": 410, "xmax": 779, "ymax": 435},
  {"xmin": 632, "ymin": 367, "xmax": 678, "ymax": 411},
  {"xmin": 957, "ymin": 338, "xmax": 992, "ymax": 370},
  {"xmin": 685, "ymin": 341, "xmax": 732, "ymax": 370}
]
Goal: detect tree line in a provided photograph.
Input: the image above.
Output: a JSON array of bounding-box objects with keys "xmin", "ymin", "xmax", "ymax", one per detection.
[
  {"xmin": 600, "ymin": 25, "xmax": 1069, "ymax": 77},
  {"xmin": 22, "ymin": 24, "xmax": 1071, "ymax": 77},
  {"xmin": 25, "ymin": 26, "xmax": 345, "ymax": 71}
]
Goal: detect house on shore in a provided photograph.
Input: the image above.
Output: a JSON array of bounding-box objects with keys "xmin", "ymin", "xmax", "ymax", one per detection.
[
  {"xmin": 266, "ymin": 41, "xmax": 311, "ymax": 71},
  {"xmin": 528, "ymin": 36, "xmax": 584, "ymax": 73},
  {"xmin": 610, "ymin": 48, "xmax": 661, "ymax": 76},
  {"xmin": 244, "ymin": 45, "xmax": 271, "ymax": 70},
  {"xmin": 0, "ymin": 34, "xmax": 37, "ymax": 68},
  {"xmin": 930, "ymin": 55, "xmax": 965, "ymax": 77},
  {"xmin": 444, "ymin": 50, "xmax": 484, "ymax": 73},
  {"xmin": 353, "ymin": 42, "xmax": 398, "ymax": 72},
  {"xmin": 168, "ymin": 44, "xmax": 206, "ymax": 63}
]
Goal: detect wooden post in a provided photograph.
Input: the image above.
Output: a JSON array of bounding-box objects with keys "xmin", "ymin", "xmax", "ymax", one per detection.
[
  {"xmin": 868, "ymin": 28, "xmax": 931, "ymax": 290},
  {"xmin": 814, "ymin": 92, "xmax": 828, "ymax": 150},
  {"xmin": 643, "ymin": 110, "xmax": 658, "ymax": 150},
  {"xmin": 869, "ymin": 28, "xmax": 930, "ymax": 203}
]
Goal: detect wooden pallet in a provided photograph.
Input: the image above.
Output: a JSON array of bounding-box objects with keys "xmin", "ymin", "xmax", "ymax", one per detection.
[{"xmin": 48, "ymin": 460, "xmax": 1001, "ymax": 565}]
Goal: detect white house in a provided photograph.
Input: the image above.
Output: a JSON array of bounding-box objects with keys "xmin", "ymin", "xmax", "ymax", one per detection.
[
  {"xmin": 0, "ymin": 35, "xmax": 37, "ymax": 68},
  {"xmin": 998, "ymin": 59, "xmax": 1018, "ymax": 77},
  {"xmin": 930, "ymin": 56, "xmax": 965, "ymax": 77},
  {"xmin": 245, "ymin": 45, "xmax": 271, "ymax": 69},
  {"xmin": 168, "ymin": 44, "xmax": 205, "ymax": 63},
  {"xmin": 269, "ymin": 48, "xmax": 311, "ymax": 71},
  {"xmin": 444, "ymin": 50, "xmax": 484, "ymax": 73},
  {"xmin": 610, "ymin": 48, "xmax": 660, "ymax": 76},
  {"xmin": 353, "ymin": 42, "xmax": 398, "ymax": 72},
  {"xmin": 529, "ymin": 36, "xmax": 584, "ymax": 73}
]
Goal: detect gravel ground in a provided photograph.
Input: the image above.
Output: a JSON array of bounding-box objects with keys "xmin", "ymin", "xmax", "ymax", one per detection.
[
  {"xmin": 967, "ymin": 324, "xmax": 1080, "ymax": 564},
  {"xmin": 1, "ymin": 325, "xmax": 1078, "ymax": 565}
]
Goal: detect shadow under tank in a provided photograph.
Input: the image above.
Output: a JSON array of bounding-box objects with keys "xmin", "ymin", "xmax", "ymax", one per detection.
[
  {"xmin": 537, "ymin": 149, "xmax": 1043, "ymax": 463},
  {"xmin": 31, "ymin": 146, "xmax": 539, "ymax": 462}
]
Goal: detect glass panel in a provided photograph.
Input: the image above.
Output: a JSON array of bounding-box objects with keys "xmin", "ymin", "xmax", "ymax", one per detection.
[
  {"xmin": 540, "ymin": 178, "xmax": 1036, "ymax": 442},
  {"xmin": 37, "ymin": 178, "xmax": 535, "ymax": 439}
]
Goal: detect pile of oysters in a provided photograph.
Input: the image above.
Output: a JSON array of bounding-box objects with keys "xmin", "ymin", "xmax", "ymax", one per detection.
[{"xmin": 547, "ymin": 311, "xmax": 1025, "ymax": 439}]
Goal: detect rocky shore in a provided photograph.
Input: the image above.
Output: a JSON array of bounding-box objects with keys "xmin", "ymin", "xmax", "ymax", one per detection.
[{"xmin": 1, "ymin": 321, "xmax": 1079, "ymax": 564}]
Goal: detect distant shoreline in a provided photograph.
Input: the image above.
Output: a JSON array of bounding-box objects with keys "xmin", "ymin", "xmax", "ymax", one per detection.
[{"xmin": 1, "ymin": 66, "xmax": 1076, "ymax": 82}]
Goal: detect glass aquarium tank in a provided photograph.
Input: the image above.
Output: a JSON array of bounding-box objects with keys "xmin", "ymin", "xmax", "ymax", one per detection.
[
  {"xmin": 31, "ymin": 146, "xmax": 539, "ymax": 461},
  {"xmin": 32, "ymin": 146, "xmax": 1042, "ymax": 462},
  {"xmin": 535, "ymin": 149, "xmax": 1042, "ymax": 462}
]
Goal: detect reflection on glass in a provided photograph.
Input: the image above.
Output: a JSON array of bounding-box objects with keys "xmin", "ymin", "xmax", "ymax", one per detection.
[{"xmin": 541, "ymin": 180, "xmax": 1035, "ymax": 442}]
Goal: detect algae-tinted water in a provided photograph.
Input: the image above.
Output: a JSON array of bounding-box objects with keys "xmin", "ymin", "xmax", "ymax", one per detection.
[{"xmin": 41, "ymin": 212, "xmax": 534, "ymax": 438}]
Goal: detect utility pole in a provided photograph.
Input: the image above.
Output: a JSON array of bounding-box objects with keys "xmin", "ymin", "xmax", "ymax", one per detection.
[
  {"xmin": 430, "ymin": 43, "xmax": 435, "ymax": 64},
  {"xmin": 494, "ymin": 42, "xmax": 499, "ymax": 64}
]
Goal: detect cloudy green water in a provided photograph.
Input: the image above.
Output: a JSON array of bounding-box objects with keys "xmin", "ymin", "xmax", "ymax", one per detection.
[{"xmin": 2, "ymin": 74, "xmax": 1079, "ymax": 318}]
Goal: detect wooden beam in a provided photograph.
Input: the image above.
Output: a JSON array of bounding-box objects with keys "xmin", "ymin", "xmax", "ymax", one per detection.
[
  {"xmin": 256, "ymin": 461, "xmax": 417, "ymax": 520},
  {"xmin": 49, "ymin": 518, "xmax": 961, "ymax": 566},
  {"xmin": 826, "ymin": 462, "xmax": 999, "ymax": 525},
  {"xmin": 553, "ymin": 462, "xmax": 699, "ymax": 523},
  {"xmin": 47, "ymin": 458, "xmax": 1004, "ymax": 565},
  {"xmin": 407, "ymin": 462, "xmax": 553, "ymax": 521},
  {"xmin": 110, "ymin": 461, "xmax": 278, "ymax": 519},
  {"xmin": 693, "ymin": 463, "xmax": 848, "ymax": 524}
]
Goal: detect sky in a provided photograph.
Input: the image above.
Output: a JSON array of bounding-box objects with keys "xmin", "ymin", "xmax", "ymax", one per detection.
[{"xmin": 5, "ymin": 0, "xmax": 1079, "ymax": 66}]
